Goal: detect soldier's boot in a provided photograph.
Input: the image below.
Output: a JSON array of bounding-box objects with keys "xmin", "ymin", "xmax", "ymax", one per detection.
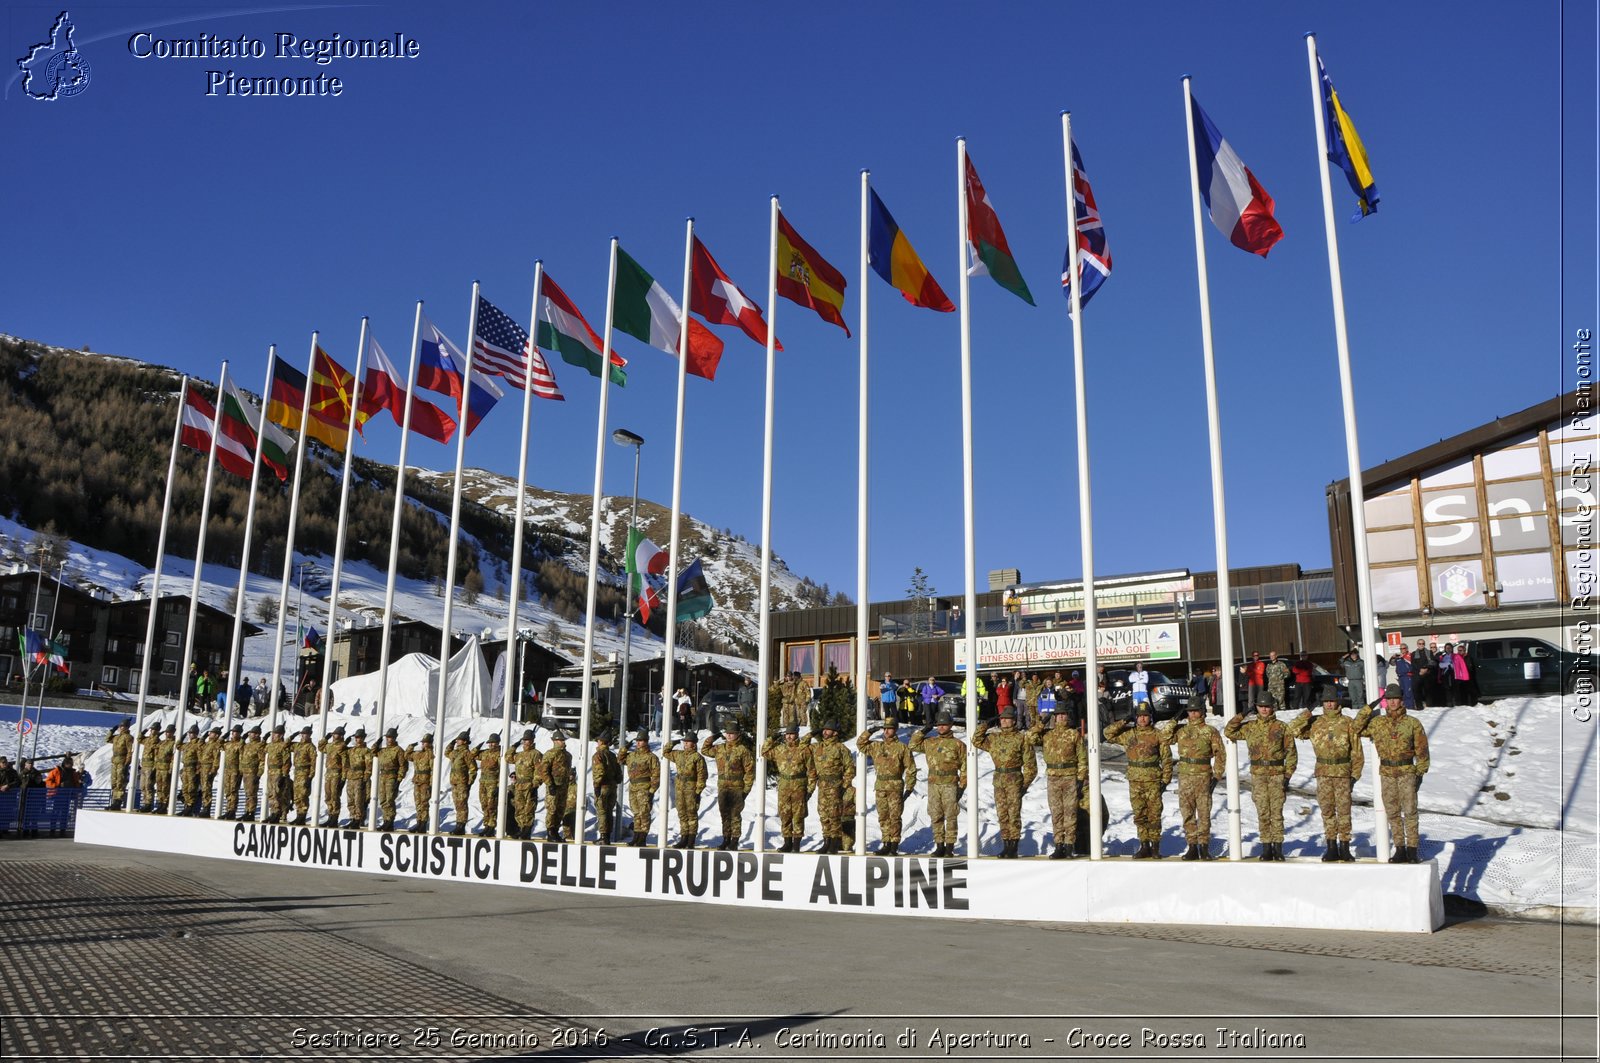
[
  {"xmin": 599, "ymin": 829, "xmax": 612, "ymax": 844},
  {"xmin": 882, "ymin": 840, "xmax": 897, "ymax": 856},
  {"xmin": 1181, "ymin": 842, "xmax": 1200, "ymax": 861},
  {"xmin": 1338, "ymin": 839, "xmax": 1355, "ymax": 862},
  {"xmin": 1051, "ymin": 845, "xmax": 1068, "ymax": 860},
  {"xmin": 1257, "ymin": 843, "xmax": 1271, "ymax": 862},
  {"xmin": 1273, "ymin": 842, "xmax": 1287, "ymax": 861},
  {"xmin": 410, "ymin": 817, "xmax": 427, "ymax": 834},
  {"xmin": 1006, "ymin": 839, "xmax": 1020, "ymax": 859},
  {"xmin": 1198, "ymin": 842, "xmax": 1215, "ymax": 861},
  {"xmin": 1321, "ymin": 838, "xmax": 1338, "ymax": 862},
  {"xmin": 1133, "ymin": 840, "xmax": 1152, "ymax": 859},
  {"xmin": 548, "ymin": 828, "xmax": 565, "ymax": 843}
]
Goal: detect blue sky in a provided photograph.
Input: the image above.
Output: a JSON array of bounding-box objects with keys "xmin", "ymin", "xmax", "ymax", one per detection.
[{"xmin": 4, "ymin": 2, "xmax": 1593, "ymax": 603}]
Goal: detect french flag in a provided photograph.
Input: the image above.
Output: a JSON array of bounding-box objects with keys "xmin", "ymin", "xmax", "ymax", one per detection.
[{"xmin": 1190, "ymin": 95, "xmax": 1284, "ymax": 257}]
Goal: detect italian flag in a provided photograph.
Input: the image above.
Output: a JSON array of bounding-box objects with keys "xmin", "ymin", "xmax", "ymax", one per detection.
[
  {"xmin": 613, "ymin": 246, "xmax": 726, "ymax": 381},
  {"xmin": 222, "ymin": 380, "xmax": 295, "ymax": 482},
  {"xmin": 536, "ymin": 272, "xmax": 626, "ymax": 387},
  {"xmin": 625, "ymin": 527, "xmax": 668, "ymax": 577},
  {"xmin": 964, "ymin": 151, "xmax": 1035, "ymax": 306}
]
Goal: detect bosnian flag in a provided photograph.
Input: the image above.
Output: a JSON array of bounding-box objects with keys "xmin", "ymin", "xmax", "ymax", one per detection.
[
  {"xmin": 1189, "ymin": 95, "xmax": 1284, "ymax": 257},
  {"xmin": 690, "ymin": 237, "xmax": 780, "ymax": 350}
]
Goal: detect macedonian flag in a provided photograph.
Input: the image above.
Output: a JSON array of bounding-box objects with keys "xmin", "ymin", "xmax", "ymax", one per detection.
[{"xmin": 775, "ymin": 212, "xmax": 850, "ymax": 337}]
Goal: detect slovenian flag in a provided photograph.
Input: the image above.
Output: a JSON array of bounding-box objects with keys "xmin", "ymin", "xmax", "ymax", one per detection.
[{"xmin": 1190, "ymin": 95, "xmax": 1284, "ymax": 257}]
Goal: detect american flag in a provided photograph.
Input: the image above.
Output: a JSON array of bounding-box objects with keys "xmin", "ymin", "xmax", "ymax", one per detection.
[
  {"xmin": 1061, "ymin": 138, "xmax": 1111, "ymax": 312},
  {"xmin": 474, "ymin": 295, "xmax": 563, "ymax": 400}
]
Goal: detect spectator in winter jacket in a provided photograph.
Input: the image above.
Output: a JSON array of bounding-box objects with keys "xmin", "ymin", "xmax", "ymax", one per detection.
[
  {"xmin": 1291, "ymin": 653, "xmax": 1315, "ymax": 711},
  {"xmin": 1341, "ymin": 648, "xmax": 1367, "ymax": 709},
  {"xmin": 1245, "ymin": 653, "xmax": 1266, "ymax": 707},
  {"xmin": 1391, "ymin": 653, "xmax": 1414, "ymax": 709},
  {"xmin": 918, "ymin": 677, "xmax": 943, "ymax": 728},
  {"xmin": 1411, "ymin": 640, "xmax": 1434, "ymax": 708}
]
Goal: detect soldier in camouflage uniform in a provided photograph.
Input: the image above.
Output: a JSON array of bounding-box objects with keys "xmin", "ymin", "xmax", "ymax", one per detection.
[
  {"xmin": 199, "ymin": 730, "xmax": 222, "ymax": 815},
  {"xmin": 150, "ymin": 725, "xmax": 177, "ymax": 814},
  {"xmin": 973, "ymin": 710, "xmax": 1042, "ymax": 858},
  {"xmin": 910, "ymin": 711, "xmax": 968, "ymax": 857},
  {"xmin": 108, "ymin": 720, "xmax": 133, "ymax": 811},
  {"xmin": 509, "ymin": 730, "xmax": 542, "ymax": 839},
  {"xmin": 473, "ymin": 733, "xmax": 502, "ymax": 837},
  {"xmin": 591, "ymin": 731, "xmax": 624, "ymax": 843},
  {"xmin": 667, "ymin": 733, "xmax": 707, "ymax": 848},
  {"xmin": 445, "ymin": 731, "xmax": 477, "ymax": 835},
  {"xmin": 621, "ymin": 731, "xmax": 659, "ymax": 846},
  {"xmin": 344, "ymin": 729, "xmax": 374, "ymax": 827},
  {"xmin": 809, "ymin": 722, "xmax": 854, "ymax": 854},
  {"xmin": 1104, "ymin": 705, "xmax": 1172, "ymax": 858},
  {"xmin": 218, "ymin": 725, "xmax": 243, "ymax": 819},
  {"xmin": 1265, "ymin": 651, "xmax": 1291, "ymax": 715},
  {"xmin": 373, "ymin": 728, "xmax": 406, "ymax": 831},
  {"xmin": 1287, "ymin": 693, "xmax": 1364, "ymax": 861},
  {"xmin": 840, "ymin": 776, "xmax": 858, "ymax": 851},
  {"xmin": 1033, "ymin": 710, "xmax": 1088, "ymax": 859},
  {"xmin": 1160, "ymin": 705, "xmax": 1225, "ymax": 860},
  {"xmin": 240, "ymin": 728, "xmax": 265, "ymax": 820},
  {"xmin": 701, "ymin": 724, "xmax": 755, "ymax": 851},
  {"xmin": 538, "ymin": 730, "xmax": 573, "ymax": 842},
  {"xmin": 857, "ymin": 716, "xmax": 918, "ymax": 855},
  {"xmin": 262, "ymin": 724, "xmax": 289, "ymax": 823},
  {"xmin": 780, "ymin": 671, "xmax": 810, "ymax": 730},
  {"xmin": 137, "ymin": 723, "xmax": 161, "ymax": 811},
  {"xmin": 317, "ymin": 725, "xmax": 348, "ymax": 827},
  {"xmin": 1354, "ymin": 683, "xmax": 1430, "ymax": 863},
  {"xmin": 291, "ymin": 726, "xmax": 318, "ymax": 824},
  {"xmin": 1224, "ymin": 695, "xmax": 1298, "ymax": 860},
  {"xmin": 761, "ymin": 724, "xmax": 815, "ymax": 852},
  {"xmin": 407, "ymin": 733, "xmax": 435, "ymax": 832},
  {"xmin": 177, "ymin": 725, "xmax": 204, "ymax": 816}
]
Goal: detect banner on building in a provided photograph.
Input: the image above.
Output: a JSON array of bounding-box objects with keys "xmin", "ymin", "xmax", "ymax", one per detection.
[{"xmin": 953, "ymin": 623, "xmax": 1181, "ymax": 670}]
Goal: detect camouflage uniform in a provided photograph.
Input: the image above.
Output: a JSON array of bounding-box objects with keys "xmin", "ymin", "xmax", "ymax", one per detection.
[
  {"xmin": 666, "ymin": 739, "xmax": 707, "ymax": 847},
  {"xmin": 445, "ymin": 737, "xmax": 478, "ymax": 834},
  {"xmin": 317, "ymin": 730, "xmax": 348, "ymax": 824},
  {"xmin": 218, "ymin": 730, "xmax": 243, "ymax": 818},
  {"xmin": 621, "ymin": 739, "xmax": 660, "ymax": 846},
  {"xmin": 1287, "ymin": 702, "xmax": 1365, "ymax": 860},
  {"xmin": 591, "ymin": 738, "xmax": 624, "ymax": 843},
  {"xmin": 137, "ymin": 725, "xmax": 161, "ymax": 811},
  {"xmin": 509, "ymin": 738, "xmax": 541, "ymax": 839},
  {"xmin": 1224, "ymin": 707, "xmax": 1299, "ymax": 858},
  {"xmin": 108, "ymin": 726, "xmax": 132, "ymax": 810},
  {"xmin": 700, "ymin": 732, "xmax": 755, "ymax": 850},
  {"xmin": 1265, "ymin": 657, "xmax": 1291, "ymax": 713},
  {"xmin": 761, "ymin": 732, "xmax": 815, "ymax": 850},
  {"xmin": 538, "ymin": 740, "xmax": 573, "ymax": 840},
  {"xmin": 407, "ymin": 738, "xmax": 435, "ymax": 831},
  {"xmin": 178, "ymin": 730, "xmax": 204, "ymax": 814},
  {"xmin": 474, "ymin": 738, "xmax": 502, "ymax": 834},
  {"xmin": 910, "ymin": 722, "xmax": 968, "ymax": 856},
  {"xmin": 150, "ymin": 729, "xmax": 176, "ymax": 813},
  {"xmin": 857, "ymin": 722, "xmax": 918, "ymax": 853},
  {"xmin": 780, "ymin": 675, "xmax": 810, "ymax": 730},
  {"xmin": 1160, "ymin": 713, "xmax": 1225, "ymax": 858},
  {"xmin": 290, "ymin": 730, "xmax": 317, "ymax": 822},
  {"xmin": 1104, "ymin": 716, "xmax": 1172, "ymax": 857},
  {"xmin": 972, "ymin": 716, "xmax": 1042, "ymax": 856},
  {"xmin": 840, "ymin": 777, "xmax": 858, "ymax": 851},
  {"xmin": 344, "ymin": 734, "xmax": 374, "ymax": 826},
  {"xmin": 1354, "ymin": 699, "xmax": 1430, "ymax": 860},
  {"xmin": 373, "ymin": 733, "xmax": 407, "ymax": 830},
  {"xmin": 809, "ymin": 731, "xmax": 854, "ymax": 852},
  {"xmin": 239, "ymin": 732, "xmax": 265, "ymax": 819},
  {"xmin": 1035, "ymin": 715, "xmax": 1089, "ymax": 857},
  {"xmin": 262, "ymin": 730, "xmax": 290, "ymax": 822},
  {"xmin": 199, "ymin": 733, "xmax": 222, "ymax": 814}
]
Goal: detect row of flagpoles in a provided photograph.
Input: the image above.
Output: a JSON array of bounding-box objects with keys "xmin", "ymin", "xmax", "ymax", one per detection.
[{"xmin": 111, "ymin": 37, "xmax": 1389, "ymax": 858}]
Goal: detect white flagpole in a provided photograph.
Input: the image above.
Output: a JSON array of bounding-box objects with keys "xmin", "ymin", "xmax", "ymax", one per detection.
[
  {"xmin": 129, "ymin": 374, "xmax": 188, "ymax": 809},
  {"xmin": 755, "ymin": 196, "xmax": 780, "ymax": 853},
  {"xmin": 1182, "ymin": 77, "xmax": 1243, "ymax": 860},
  {"xmin": 853, "ymin": 180, "xmax": 872, "ymax": 856},
  {"xmin": 377, "ymin": 303, "xmax": 426, "ymax": 825},
  {"xmin": 578, "ymin": 260, "xmax": 618, "ymax": 845},
  {"xmin": 167, "ymin": 364, "xmax": 229, "ymax": 813},
  {"xmin": 956, "ymin": 137, "xmax": 981, "ymax": 859},
  {"xmin": 660, "ymin": 218, "xmax": 695, "ymax": 843},
  {"xmin": 428, "ymin": 286, "xmax": 482, "ymax": 837},
  {"xmin": 1062, "ymin": 113, "xmax": 1105, "ymax": 860},
  {"xmin": 497, "ymin": 263, "xmax": 544, "ymax": 840},
  {"xmin": 1306, "ymin": 33, "xmax": 1388, "ymax": 860}
]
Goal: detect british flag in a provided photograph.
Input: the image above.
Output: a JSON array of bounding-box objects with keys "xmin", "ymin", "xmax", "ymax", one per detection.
[
  {"xmin": 474, "ymin": 295, "xmax": 563, "ymax": 401},
  {"xmin": 1061, "ymin": 139, "xmax": 1111, "ymax": 312}
]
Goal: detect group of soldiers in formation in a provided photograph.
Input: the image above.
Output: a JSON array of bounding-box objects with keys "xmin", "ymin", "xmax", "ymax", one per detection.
[{"xmin": 101, "ymin": 679, "xmax": 1428, "ymax": 861}]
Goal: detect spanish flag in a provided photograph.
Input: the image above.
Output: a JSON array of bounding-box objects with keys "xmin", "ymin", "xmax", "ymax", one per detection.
[
  {"xmin": 775, "ymin": 212, "xmax": 850, "ymax": 336},
  {"xmin": 867, "ymin": 189, "xmax": 954, "ymax": 312}
]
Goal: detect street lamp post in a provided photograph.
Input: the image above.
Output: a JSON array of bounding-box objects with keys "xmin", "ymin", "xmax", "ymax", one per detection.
[{"xmin": 613, "ymin": 428, "xmax": 645, "ymax": 736}]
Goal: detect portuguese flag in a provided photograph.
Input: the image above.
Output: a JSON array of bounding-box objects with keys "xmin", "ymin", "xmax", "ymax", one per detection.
[{"xmin": 963, "ymin": 150, "xmax": 1035, "ymax": 306}]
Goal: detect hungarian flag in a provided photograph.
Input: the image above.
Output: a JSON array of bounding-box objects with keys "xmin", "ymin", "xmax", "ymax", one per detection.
[
  {"xmin": 473, "ymin": 294, "xmax": 563, "ymax": 400},
  {"xmin": 868, "ymin": 190, "xmax": 954, "ymax": 312},
  {"xmin": 537, "ymin": 272, "xmax": 626, "ymax": 386},
  {"xmin": 690, "ymin": 237, "xmax": 779, "ymax": 350},
  {"xmin": 613, "ymin": 246, "xmax": 726, "ymax": 381},
  {"xmin": 776, "ymin": 212, "xmax": 850, "ymax": 336},
  {"xmin": 222, "ymin": 379, "xmax": 294, "ymax": 481},
  {"xmin": 964, "ymin": 151, "xmax": 1034, "ymax": 305},
  {"xmin": 45, "ymin": 635, "xmax": 68, "ymax": 674},
  {"xmin": 268, "ymin": 353, "xmax": 351, "ymax": 451},
  {"xmin": 1190, "ymin": 94, "xmax": 1284, "ymax": 257},
  {"xmin": 358, "ymin": 334, "xmax": 458, "ymax": 444}
]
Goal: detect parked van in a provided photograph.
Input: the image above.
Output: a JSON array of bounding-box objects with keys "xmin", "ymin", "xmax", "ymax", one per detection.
[{"xmin": 541, "ymin": 678, "xmax": 602, "ymax": 729}]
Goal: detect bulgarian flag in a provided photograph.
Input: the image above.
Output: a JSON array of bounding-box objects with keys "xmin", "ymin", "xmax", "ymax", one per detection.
[
  {"xmin": 537, "ymin": 272, "xmax": 626, "ymax": 386},
  {"xmin": 613, "ymin": 245, "xmax": 726, "ymax": 381},
  {"xmin": 222, "ymin": 379, "xmax": 295, "ymax": 481},
  {"xmin": 964, "ymin": 150, "xmax": 1035, "ymax": 305}
]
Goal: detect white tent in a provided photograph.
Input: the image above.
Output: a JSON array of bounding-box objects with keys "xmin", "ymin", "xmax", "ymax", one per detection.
[{"xmin": 327, "ymin": 635, "xmax": 492, "ymax": 719}]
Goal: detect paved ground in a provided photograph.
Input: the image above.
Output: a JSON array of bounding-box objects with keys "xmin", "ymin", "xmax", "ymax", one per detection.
[{"xmin": 0, "ymin": 838, "xmax": 1594, "ymax": 1061}]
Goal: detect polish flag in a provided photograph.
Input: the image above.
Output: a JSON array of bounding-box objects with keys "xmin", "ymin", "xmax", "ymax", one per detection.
[
  {"xmin": 690, "ymin": 237, "xmax": 780, "ymax": 350},
  {"xmin": 1189, "ymin": 94, "xmax": 1284, "ymax": 257}
]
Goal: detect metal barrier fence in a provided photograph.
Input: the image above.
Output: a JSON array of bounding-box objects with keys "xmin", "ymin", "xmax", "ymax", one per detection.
[{"xmin": 0, "ymin": 786, "xmax": 104, "ymax": 837}]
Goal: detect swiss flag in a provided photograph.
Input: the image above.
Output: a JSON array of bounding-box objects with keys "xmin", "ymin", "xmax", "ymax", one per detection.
[{"xmin": 690, "ymin": 237, "xmax": 780, "ymax": 351}]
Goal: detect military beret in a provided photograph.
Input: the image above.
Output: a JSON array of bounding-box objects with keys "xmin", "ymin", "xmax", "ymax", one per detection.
[{"xmin": 1385, "ymin": 683, "xmax": 1403, "ymax": 699}]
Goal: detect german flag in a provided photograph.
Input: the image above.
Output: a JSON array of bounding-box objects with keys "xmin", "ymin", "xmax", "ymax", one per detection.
[
  {"xmin": 268, "ymin": 352, "xmax": 349, "ymax": 451},
  {"xmin": 775, "ymin": 212, "xmax": 850, "ymax": 337}
]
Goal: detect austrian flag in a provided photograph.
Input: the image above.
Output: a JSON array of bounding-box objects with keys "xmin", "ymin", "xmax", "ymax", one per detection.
[{"xmin": 691, "ymin": 238, "xmax": 779, "ymax": 350}]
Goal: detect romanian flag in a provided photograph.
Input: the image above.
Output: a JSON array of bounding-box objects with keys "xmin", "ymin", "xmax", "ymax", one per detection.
[
  {"xmin": 776, "ymin": 212, "xmax": 850, "ymax": 337},
  {"xmin": 269, "ymin": 353, "xmax": 348, "ymax": 450},
  {"xmin": 867, "ymin": 190, "xmax": 954, "ymax": 312},
  {"xmin": 1318, "ymin": 56, "xmax": 1379, "ymax": 220}
]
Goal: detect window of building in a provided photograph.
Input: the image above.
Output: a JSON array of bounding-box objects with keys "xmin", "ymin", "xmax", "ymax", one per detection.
[
  {"xmin": 821, "ymin": 639, "xmax": 853, "ymax": 679},
  {"xmin": 1365, "ymin": 528, "xmax": 1418, "ymax": 564},
  {"xmin": 785, "ymin": 642, "xmax": 816, "ymax": 679},
  {"xmin": 1482, "ymin": 446, "xmax": 1542, "ymax": 480},
  {"xmin": 30, "ymin": 612, "xmax": 47, "ymax": 629},
  {"xmin": 128, "ymin": 668, "xmax": 141, "ymax": 693},
  {"xmin": 164, "ymin": 631, "xmax": 181, "ymax": 647},
  {"xmin": 1419, "ymin": 458, "xmax": 1475, "ymax": 488},
  {"xmin": 101, "ymin": 666, "xmax": 120, "ymax": 687},
  {"xmin": 1488, "ymin": 517, "xmax": 1550, "ymax": 552},
  {"xmin": 1363, "ymin": 486, "xmax": 1414, "ymax": 529},
  {"xmin": 1495, "ymin": 553, "xmax": 1556, "ymax": 604},
  {"xmin": 161, "ymin": 660, "xmax": 179, "ymax": 676},
  {"xmin": 1371, "ymin": 567, "xmax": 1421, "ymax": 612}
]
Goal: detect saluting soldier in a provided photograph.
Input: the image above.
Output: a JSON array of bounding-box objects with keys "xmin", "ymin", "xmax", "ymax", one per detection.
[
  {"xmin": 858, "ymin": 716, "xmax": 917, "ymax": 855},
  {"xmin": 591, "ymin": 731, "xmax": 624, "ymax": 844},
  {"xmin": 780, "ymin": 671, "xmax": 810, "ymax": 730},
  {"xmin": 1034, "ymin": 710, "xmax": 1088, "ymax": 859},
  {"xmin": 290, "ymin": 726, "xmax": 318, "ymax": 824},
  {"xmin": 763, "ymin": 724, "xmax": 816, "ymax": 852},
  {"xmin": 262, "ymin": 724, "xmax": 290, "ymax": 823},
  {"xmin": 177, "ymin": 725, "xmax": 204, "ymax": 816},
  {"xmin": 150, "ymin": 725, "xmax": 177, "ymax": 815},
  {"xmin": 1354, "ymin": 684, "xmax": 1430, "ymax": 863},
  {"xmin": 217, "ymin": 725, "xmax": 244, "ymax": 819},
  {"xmin": 1287, "ymin": 692, "xmax": 1364, "ymax": 862},
  {"xmin": 474, "ymin": 733, "xmax": 502, "ymax": 837},
  {"xmin": 445, "ymin": 731, "xmax": 477, "ymax": 836},
  {"xmin": 910, "ymin": 711, "xmax": 968, "ymax": 857},
  {"xmin": 539, "ymin": 730, "xmax": 574, "ymax": 842},
  {"xmin": 108, "ymin": 720, "xmax": 133, "ymax": 811},
  {"xmin": 1264, "ymin": 651, "xmax": 1292, "ymax": 716},
  {"xmin": 667, "ymin": 733, "xmax": 707, "ymax": 848},
  {"xmin": 317, "ymin": 725, "xmax": 348, "ymax": 827},
  {"xmin": 199, "ymin": 730, "xmax": 222, "ymax": 816},
  {"xmin": 407, "ymin": 733, "xmax": 435, "ymax": 832},
  {"xmin": 239, "ymin": 727, "xmax": 265, "ymax": 821},
  {"xmin": 620, "ymin": 731, "xmax": 659, "ymax": 847},
  {"xmin": 343, "ymin": 729, "xmax": 374, "ymax": 828},
  {"xmin": 509, "ymin": 729, "xmax": 541, "ymax": 840},
  {"xmin": 1160, "ymin": 705, "xmax": 1225, "ymax": 861},
  {"xmin": 972, "ymin": 709, "xmax": 1042, "ymax": 858},
  {"xmin": 1105, "ymin": 705, "xmax": 1172, "ymax": 858},
  {"xmin": 701, "ymin": 724, "xmax": 755, "ymax": 851},
  {"xmin": 372, "ymin": 728, "xmax": 406, "ymax": 831},
  {"xmin": 137, "ymin": 723, "xmax": 162, "ymax": 812},
  {"xmin": 809, "ymin": 722, "xmax": 854, "ymax": 854},
  {"xmin": 1224, "ymin": 695, "xmax": 1299, "ymax": 860}
]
